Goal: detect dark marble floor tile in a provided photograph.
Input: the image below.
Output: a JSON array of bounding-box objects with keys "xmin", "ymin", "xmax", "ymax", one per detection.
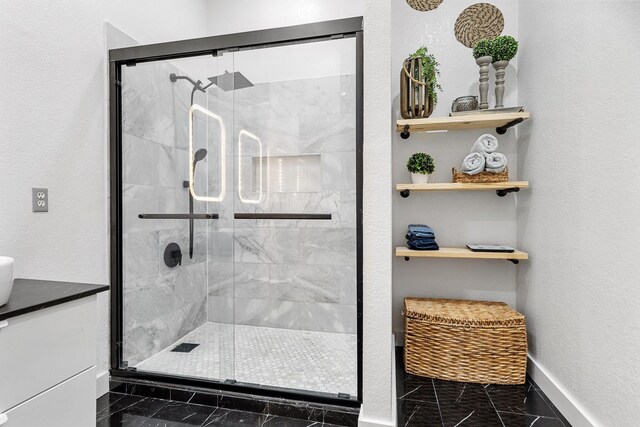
[
  {"xmin": 499, "ymin": 412, "xmax": 566, "ymax": 427},
  {"xmin": 528, "ymin": 388, "xmax": 571, "ymax": 427},
  {"xmin": 398, "ymin": 400, "xmax": 443, "ymax": 427},
  {"xmin": 486, "ymin": 382, "xmax": 558, "ymax": 419},
  {"xmin": 188, "ymin": 391, "xmax": 219, "ymax": 407},
  {"xmin": 397, "ymin": 373, "xmax": 437, "ymax": 403},
  {"xmin": 128, "ymin": 382, "xmax": 172, "ymax": 400},
  {"xmin": 323, "ymin": 409, "xmax": 359, "ymax": 427},
  {"xmin": 138, "ymin": 401, "xmax": 218, "ymax": 426},
  {"xmin": 217, "ymin": 394, "xmax": 269, "ymax": 414},
  {"xmin": 170, "ymin": 389, "xmax": 197, "ymax": 404},
  {"xmin": 97, "ymin": 394, "xmax": 170, "ymax": 424},
  {"xmin": 268, "ymin": 401, "xmax": 326, "ymax": 423},
  {"xmin": 201, "ymin": 408, "xmax": 267, "ymax": 426},
  {"xmin": 434, "ymin": 381, "xmax": 503, "ymax": 427}
]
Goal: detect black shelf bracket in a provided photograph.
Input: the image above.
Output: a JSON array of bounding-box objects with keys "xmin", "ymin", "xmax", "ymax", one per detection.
[
  {"xmin": 400, "ymin": 125, "xmax": 411, "ymax": 140},
  {"xmin": 508, "ymin": 259, "xmax": 520, "ymax": 265},
  {"xmin": 404, "ymin": 256, "xmax": 410, "ymax": 261},
  {"xmin": 496, "ymin": 118, "xmax": 524, "ymax": 135},
  {"xmin": 496, "ymin": 187, "xmax": 520, "ymax": 197},
  {"xmin": 400, "ymin": 189, "xmax": 411, "ymax": 198}
]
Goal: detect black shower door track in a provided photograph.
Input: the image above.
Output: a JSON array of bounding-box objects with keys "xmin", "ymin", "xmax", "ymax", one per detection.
[{"xmin": 109, "ymin": 17, "xmax": 364, "ymax": 408}]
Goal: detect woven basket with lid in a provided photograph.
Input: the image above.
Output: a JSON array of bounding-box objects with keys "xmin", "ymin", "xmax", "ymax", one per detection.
[{"xmin": 403, "ymin": 298, "xmax": 527, "ymax": 384}]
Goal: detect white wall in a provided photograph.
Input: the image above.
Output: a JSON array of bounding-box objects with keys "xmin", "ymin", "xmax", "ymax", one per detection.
[
  {"xmin": 206, "ymin": 0, "xmax": 363, "ymax": 35},
  {"xmin": 391, "ymin": 0, "xmax": 519, "ymax": 337},
  {"xmin": 0, "ymin": 0, "xmax": 208, "ymax": 396},
  {"xmin": 361, "ymin": 0, "xmax": 395, "ymax": 425},
  {"xmin": 517, "ymin": 2, "xmax": 640, "ymax": 426}
]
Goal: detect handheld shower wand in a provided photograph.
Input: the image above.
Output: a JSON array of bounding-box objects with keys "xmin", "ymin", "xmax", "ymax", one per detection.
[{"xmin": 187, "ymin": 149, "xmax": 208, "ymax": 259}]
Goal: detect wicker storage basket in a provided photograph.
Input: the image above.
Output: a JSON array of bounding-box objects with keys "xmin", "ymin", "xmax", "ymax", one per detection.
[
  {"xmin": 403, "ymin": 298, "xmax": 527, "ymax": 384},
  {"xmin": 452, "ymin": 167, "xmax": 508, "ymax": 183}
]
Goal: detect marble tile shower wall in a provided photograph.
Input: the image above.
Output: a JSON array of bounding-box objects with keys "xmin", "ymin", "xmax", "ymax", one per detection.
[
  {"xmin": 207, "ymin": 75, "xmax": 358, "ymax": 335},
  {"xmin": 121, "ymin": 61, "xmax": 210, "ymax": 366}
]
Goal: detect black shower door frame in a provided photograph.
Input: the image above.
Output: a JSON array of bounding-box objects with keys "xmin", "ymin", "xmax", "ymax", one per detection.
[{"xmin": 109, "ymin": 17, "xmax": 363, "ymax": 407}]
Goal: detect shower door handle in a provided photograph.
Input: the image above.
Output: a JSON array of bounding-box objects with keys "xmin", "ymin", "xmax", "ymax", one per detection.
[{"xmin": 234, "ymin": 213, "xmax": 332, "ymax": 220}]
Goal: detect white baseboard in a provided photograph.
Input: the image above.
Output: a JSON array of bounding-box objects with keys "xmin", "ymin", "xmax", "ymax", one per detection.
[
  {"xmin": 527, "ymin": 355, "xmax": 597, "ymax": 427},
  {"xmin": 96, "ymin": 370, "xmax": 109, "ymax": 398},
  {"xmin": 359, "ymin": 335, "xmax": 397, "ymax": 427}
]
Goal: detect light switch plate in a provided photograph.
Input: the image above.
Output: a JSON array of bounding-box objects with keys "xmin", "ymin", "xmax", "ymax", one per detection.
[{"xmin": 32, "ymin": 188, "xmax": 48, "ymax": 212}]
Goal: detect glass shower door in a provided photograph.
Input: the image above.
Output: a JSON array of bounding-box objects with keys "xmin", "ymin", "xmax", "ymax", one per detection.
[{"xmin": 227, "ymin": 38, "xmax": 358, "ymax": 397}]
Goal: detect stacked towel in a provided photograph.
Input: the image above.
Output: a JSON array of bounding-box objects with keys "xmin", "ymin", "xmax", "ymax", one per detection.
[
  {"xmin": 462, "ymin": 134, "xmax": 508, "ymax": 175},
  {"xmin": 485, "ymin": 152, "xmax": 507, "ymax": 173},
  {"xmin": 461, "ymin": 152, "xmax": 486, "ymax": 175},
  {"xmin": 471, "ymin": 134, "xmax": 499, "ymax": 154},
  {"xmin": 406, "ymin": 224, "xmax": 439, "ymax": 250}
]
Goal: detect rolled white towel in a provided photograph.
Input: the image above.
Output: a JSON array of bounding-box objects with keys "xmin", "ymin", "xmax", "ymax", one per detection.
[
  {"xmin": 461, "ymin": 152, "xmax": 486, "ymax": 175},
  {"xmin": 485, "ymin": 152, "xmax": 507, "ymax": 173},
  {"xmin": 471, "ymin": 134, "xmax": 498, "ymax": 155}
]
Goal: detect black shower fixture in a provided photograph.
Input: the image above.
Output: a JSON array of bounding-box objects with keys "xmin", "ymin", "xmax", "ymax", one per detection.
[
  {"xmin": 186, "ymin": 148, "xmax": 208, "ymax": 260},
  {"xmin": 207, "ymin": 71, "xmax": 254, "ymax": 92}
]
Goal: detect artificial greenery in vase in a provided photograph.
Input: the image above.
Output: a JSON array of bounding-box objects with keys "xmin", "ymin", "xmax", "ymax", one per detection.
[
  {"xmin": 409, "ymin": 46, "xmax": 442, "ymax": 106},
  {"xmin": 472, "ymin": 38, "xmax": 494, "ymax": 110},
  {"xmin": 491, "ymin": 35, "xmax": 519, "ymax": 108},
  {"xmin": 472, "ymin": 38, "xmax": 494, "ymax": 60},
  {"xmin": 407, "ymin": 153, "xmax": 435, "ymax": 184},
  {"xmin": 491, "ymin": 35, "xmax": 518, "ymax": 62}
]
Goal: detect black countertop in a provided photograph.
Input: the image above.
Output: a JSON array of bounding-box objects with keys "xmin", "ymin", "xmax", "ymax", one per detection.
[{"xmin": 0, "ymin": 278, "xmax": 109, "ymax": 321}]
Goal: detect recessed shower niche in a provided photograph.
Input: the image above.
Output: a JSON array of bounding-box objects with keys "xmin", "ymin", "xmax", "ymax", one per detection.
[
  {"xmin": 251, "ymin": 154, "xmax": 322, "ymax": 194},
  {"xmin": 111, "ymin": 19, "xmax": 363, "ymax": 404}
]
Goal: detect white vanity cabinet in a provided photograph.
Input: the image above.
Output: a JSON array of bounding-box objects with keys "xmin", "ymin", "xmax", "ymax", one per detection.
[{"xmin": 0, "ymin": 279, "xmax": 107, "ymax": 427}]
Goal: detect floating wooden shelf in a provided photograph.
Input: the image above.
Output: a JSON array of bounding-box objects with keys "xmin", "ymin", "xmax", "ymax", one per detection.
[
  {"xmin": 397, "ymin": 181, "xmax": 529, "ymax": 198},
  {"xmin": 397, "ymin": 111, "xmax": 530, "ymax": 138},
  {"xmin": 396, "ymin": 246, "xmax": 528, "ymax": 264}
]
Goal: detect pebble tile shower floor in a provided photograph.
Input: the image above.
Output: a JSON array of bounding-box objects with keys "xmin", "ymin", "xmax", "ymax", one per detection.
[{"xmin": 135, "ymin": 322, "xmax": 358, "ymax": 397}]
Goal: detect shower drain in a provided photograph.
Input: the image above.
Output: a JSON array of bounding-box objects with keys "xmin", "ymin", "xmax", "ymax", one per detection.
[{"xmin": 171, "ymin": 343, "xmax": 200, "ymax": 353}]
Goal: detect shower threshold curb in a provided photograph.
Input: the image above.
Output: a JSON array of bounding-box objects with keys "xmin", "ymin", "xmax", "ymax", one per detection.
[{"xmin": 109, "ymin": 376, "xmax": 360, "ymax": 427}]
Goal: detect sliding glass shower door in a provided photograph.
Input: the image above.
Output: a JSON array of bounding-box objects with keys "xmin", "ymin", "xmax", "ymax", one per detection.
[{"xmin": 117, "ymin": 31, "xmax": 359, "ymax": 400}]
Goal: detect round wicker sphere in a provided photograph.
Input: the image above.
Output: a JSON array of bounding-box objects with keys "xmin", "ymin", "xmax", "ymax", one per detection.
[
  {"xmin": 406, "ymin": 0, "xmax": 444, "ymax": 12},
  {"xmin": 454, "ymin": 3, "xmax": 504, "ymax": 48}
]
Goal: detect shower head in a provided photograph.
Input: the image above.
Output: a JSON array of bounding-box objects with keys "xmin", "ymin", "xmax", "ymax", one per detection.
[
  {"xmin": 207, "ymin": 71, "xmax": 254, "ymax": 92},
  {"xmin": 193, "ymin": 149, "xmax": 208, "ymax": 168}
]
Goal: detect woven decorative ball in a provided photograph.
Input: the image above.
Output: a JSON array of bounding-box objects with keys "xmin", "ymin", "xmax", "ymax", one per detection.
[
  {"xmin": 454, "ymin": 3, "xmax": 504, "ymax": 48},
  {"xmin": 406, "ymin": 0, "xmax": 444, "ymax": 12}
]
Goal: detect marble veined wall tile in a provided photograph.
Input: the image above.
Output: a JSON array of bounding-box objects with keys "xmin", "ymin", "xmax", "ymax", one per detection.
[
  {"xmin": 234, "ymin": 298, "xmax": 356, "ymax": 334},
  {"xmin": 123, "ymin": 230, "xmax": 159, "ymax": 282},
  {"xmin": 159, "ymin": 146, "xmax": 188, "ymax": 188},
  {"xmin": 300, "ymin": 228, "xmax": 357, "ymax": 266},
  {"xmin": 175, "ymin": 262, "xmax": 207, "ymax": 307},
  {"xmin": 299, "ymin": 76, "xmax": 342, "ymax": 116},
  {"xmin": 122, "ymin": 183, "xmax": 158, "ymax": 234},
  {"xmin": 299, "ymin": 112, "xmax": 356, "ymax": 153},
  {"xmin": 233, "ymin": 227, "xmax": 300, "ymax": 264},
  {"xmin": 268, "ymin": 264, "xmax": 342, "ymax": 303},
  {"xmin": 321, "ymin": 151, "xmax": 356, "ymax": 191},
  {"xmin": 123, "ymin": 133, "xmax": 159, "ymax": 186},
  {"xmin": 123, "ymin": 272, "xmax": 176, "ymax": 327}
]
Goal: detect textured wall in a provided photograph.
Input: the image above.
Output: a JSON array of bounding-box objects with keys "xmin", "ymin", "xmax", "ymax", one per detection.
[
  {"xmin": 391, "ymin": 0, "xmax": 519, "ymax": 337},
  {"xmin": 361, "ymin": 0, "xmax": 395, "ymax": 425},
  {"xmin": 517, "ymin": 2, "xmax": 640, "ymax": 426}
]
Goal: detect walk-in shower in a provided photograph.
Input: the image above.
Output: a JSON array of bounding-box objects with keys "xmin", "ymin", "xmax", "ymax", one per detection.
[{"xmin": 110, "ymin": 19, "xmax": 363, "ymax": 405}]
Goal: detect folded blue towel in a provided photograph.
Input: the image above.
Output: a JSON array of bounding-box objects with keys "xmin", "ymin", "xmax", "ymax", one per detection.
[
  {"xmin": 406, "ymin": 231, "xmax": 435, "ymax": 239},
  {"xmin": 407, "ymin": 240, "xmax": 439, "ymax": 250},
  {"xmin": 407, "ymin": 237, "xmax": 437, "ymax": 245},
  {"xmin": 408, "ymin": 224, "xmax": 434, "ymax": 234}
]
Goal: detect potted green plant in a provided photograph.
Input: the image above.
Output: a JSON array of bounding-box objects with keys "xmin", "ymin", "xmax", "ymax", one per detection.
[
  {"xmin": 472, "ymin": 38, "xmax": 493, "ymax": 110},
  {"xmin": 400, "ymin": 46, "xmax": 442, "ymax": 119},
  {"xmin": 407, "ymin": 153, "xmax": 435, "ymax": 184},
  {"xmin": 491, "ymin": 35, "xmax": 518, "ymax": 108}
]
